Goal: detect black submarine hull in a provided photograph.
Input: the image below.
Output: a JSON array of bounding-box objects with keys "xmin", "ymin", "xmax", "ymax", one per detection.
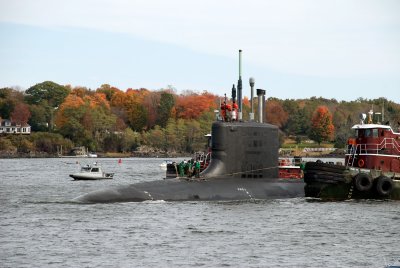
[
  {"xmin": 75, "ymin": 178, "xmax": 304, "ymax": 203},
  {"xmin": 75, "ymin": 121, "xmax": 305, "ymax": 203}
]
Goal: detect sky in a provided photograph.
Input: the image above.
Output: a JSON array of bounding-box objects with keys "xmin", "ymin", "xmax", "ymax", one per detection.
[{"xmin": 0, "ymin": 0, "xmax": 399, "ymax": 102}]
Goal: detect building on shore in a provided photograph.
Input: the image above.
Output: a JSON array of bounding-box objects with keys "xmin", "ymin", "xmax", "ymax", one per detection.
[{"xmin": 0, "ymin": 119, "xmax": 31, "ymax": 134}]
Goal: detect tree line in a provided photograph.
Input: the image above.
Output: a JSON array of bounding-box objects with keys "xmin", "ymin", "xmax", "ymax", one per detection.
[{"xmin": 0, "ymin": 81, "xmax": 399, "ymax": 156}]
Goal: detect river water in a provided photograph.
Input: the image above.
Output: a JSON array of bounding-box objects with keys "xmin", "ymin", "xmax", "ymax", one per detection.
[{"xmin": 0, "ymin": 158, "xmax": 399, "ymax": 268}]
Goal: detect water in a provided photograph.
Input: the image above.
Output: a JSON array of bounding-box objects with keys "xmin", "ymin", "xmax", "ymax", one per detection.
[{"xmin": 1, "ymin": 158, "xmax": 399, "ymax": 268}]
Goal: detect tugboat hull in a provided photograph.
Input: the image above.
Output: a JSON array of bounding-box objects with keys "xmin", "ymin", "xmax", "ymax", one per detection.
[{"xmin": 304, "ymin": 162, "xmax": 400, "ymax": 200}]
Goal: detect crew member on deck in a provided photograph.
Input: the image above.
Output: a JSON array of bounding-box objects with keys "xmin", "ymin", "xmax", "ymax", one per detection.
[
  {"xmin": 178, "ymin": 161, "xmax": 185, "ymax": 177},
  {"xmin": 195, "ymin": 160, "xmax": 201, "ymax": 178}
]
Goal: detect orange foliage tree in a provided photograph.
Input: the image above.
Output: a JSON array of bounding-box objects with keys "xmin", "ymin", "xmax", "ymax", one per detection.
[
  {"xmin": 55, "ymin": 91, "xmax": 116, "ymax": 146},
  {"xmin": 110, "ymin": 88, "xmax": 149, "ymax": 131},
  {"xmin": 175, "ymin": 91, "xmax": 218, "ymax": 120},
  {"xmin": 55, "ymin": 94, "xmax": 85, "ymax": 128},
  {"xmin": 96, "ymin": 84, "xmax": 122, "ymax": 101},
  {"xmin": 265, "ymin": 100, "xmax": 288, "ymax": 128},
  {"xmin": 309, "ymin": 105, "xmax": 335, "ymax": 144}
]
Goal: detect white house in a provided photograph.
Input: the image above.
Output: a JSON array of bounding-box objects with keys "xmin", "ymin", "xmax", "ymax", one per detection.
[{"xmin": 0, "ymin": 119, "xmax": 31, "ymax": 134}]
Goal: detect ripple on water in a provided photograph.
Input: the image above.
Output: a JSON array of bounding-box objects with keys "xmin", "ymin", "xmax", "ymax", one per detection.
[{"xmin": 1, "ymin": 158, "xmax": 399, "ymax": 267}]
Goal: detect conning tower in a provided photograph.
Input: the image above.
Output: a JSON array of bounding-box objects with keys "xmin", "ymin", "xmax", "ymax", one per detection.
[
  {"xmin": 202, "ymin": 50, "xmax": 279, "ymax": 180},
  {"xmin": 201, "ymin": 121, "xmax": 279, "ymax": 179}
]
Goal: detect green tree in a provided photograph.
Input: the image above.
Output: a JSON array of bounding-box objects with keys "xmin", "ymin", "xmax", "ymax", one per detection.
[
  {"xmin": 164, "ymin": 119, "xmax": 178, "ymax": 152},
  {"xmin": 10, "ymin": 135, "xmax": 34, "ymax": 153},
  {"xmin": 102, "ymin": 133, "xmax": 121, "ymax": 152},
  {"xmin": 25, "ymin": 81, "xmax": 70, "ymax": 130},
  {"xmin": 0, "ymin": 137, "xmax": 16, "ymax": 152},
  {"xmin": 175, "ymin": 119, "xmax": 188, "ymax": 152},
  {"xmin": 286, "ymin": 108, "xmax": 309, "ymax": 136},
  {"xmin": 184, "ymin": 120, "xmax": 201, "ymax": 152},
  {"xmin": 28, "ymin": 105, "xmax": 48, "ymax": 131},
  {"xmin": 121, "ymin": 128, "xmax": 141, "ymax": 152},
  {"xmin": 156, "ymin": 92, "xmax": 175, "ymax": 128},
  {"xmin": 31, "ymin": 132, "xmax": 73, "ymax": 154},
  {"xmin": 126, "ymin": 102, "xmax": 148, "ymax": 131},
  {"xmin": 58, "ymin": 117, "xmax": 87, "ymax": 144},
  {"xmin": 147, "ymin": 125, "xmax": 166, "ymax": 150},
  {"xmin": 25, "ymin": 81, "xmax": 70, "ymax": 107},
  {"xmin": 0, "ymin": 87, "xmax": 24, "ymax": 119}
]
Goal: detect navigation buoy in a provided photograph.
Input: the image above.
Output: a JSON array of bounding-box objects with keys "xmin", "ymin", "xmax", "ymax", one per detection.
[{"xmin": 118, "ymin": 159, "xmax": 122, "ymax": 164}]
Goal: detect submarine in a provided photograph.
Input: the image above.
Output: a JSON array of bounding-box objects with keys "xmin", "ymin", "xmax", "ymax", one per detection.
[{"xmin": 74, "ymin": 50, "xmax": 305, "ymax": 203}]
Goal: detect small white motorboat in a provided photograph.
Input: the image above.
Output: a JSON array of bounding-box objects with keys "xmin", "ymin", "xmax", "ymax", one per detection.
[
  {"xmin": 159, "ymin": 160, "xmax": 173, "ymax": 170},
  {"xmin": 69, "ymin": 163, "xmax": 114, "ymax": 180},
  {"xmin": 88, "ymin": 152, "xmax": 98, "ymax": 158}
]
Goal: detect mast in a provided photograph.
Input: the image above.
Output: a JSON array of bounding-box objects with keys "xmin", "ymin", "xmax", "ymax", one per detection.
[{"xmin": 237, "ymin": 49, "xmax": 243, "ymax": 120}]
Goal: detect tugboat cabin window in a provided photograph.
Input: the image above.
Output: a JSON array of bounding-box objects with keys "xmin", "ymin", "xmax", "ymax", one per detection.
[{"xmin": 356, "ymin": 129, "xmax": 378, "ymax": 138}]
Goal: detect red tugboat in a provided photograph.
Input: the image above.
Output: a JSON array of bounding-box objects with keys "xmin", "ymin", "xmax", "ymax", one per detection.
[{"xmin": 304, "ymin": 110, "xmax": 400, "ymax": 200}]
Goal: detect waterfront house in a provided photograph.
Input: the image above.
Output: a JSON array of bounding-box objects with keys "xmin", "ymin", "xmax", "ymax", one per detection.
[{"xmin": 0, "ymin": 119, "xmax": 31, "ymax": 134}]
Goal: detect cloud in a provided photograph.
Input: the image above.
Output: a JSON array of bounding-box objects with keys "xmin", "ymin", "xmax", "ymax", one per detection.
[{"xmin": 1, "ymin": 0, "xmax": 399, "ymax": 78}]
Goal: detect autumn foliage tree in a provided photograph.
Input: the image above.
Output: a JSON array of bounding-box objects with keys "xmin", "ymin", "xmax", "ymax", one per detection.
[
  {"xmin": 110, "ymin": 88, "xmax": 149, "ymax": 131},
  {"xmin": 309, "ymin": 106, "xmax": 335, "ymax": 144},
  {"xmin": 0, "ymin": 87, "xmax": 25, "ymax": 119},
  {"xmin": 175, "ymin": 91, "xmax": 217, "ymax": 120},
  {"xmin": 55, "ymin": 91, "xmax": 117, "ymax": 149},
  {"xmin": 9, "ymin": 78, "xmax": 400, "ymax": 156},
  {"xmin": 265, "ymin": 99, "xmax": 288, "ymax": 128},
  {"xmin": 11, "ymin": 103, "xmax": 31, "ymax": 125}
]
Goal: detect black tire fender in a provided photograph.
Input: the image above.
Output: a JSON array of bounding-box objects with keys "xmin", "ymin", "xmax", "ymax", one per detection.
[
  {"xmin": 376, "ymin": 176, "xmax": 393, "ymax": 196},
  {"xmin": 353, "ymin": 173, "xmax": 373, "ymax": 192},
  {"xmin": 305, "ymin": 162, "xmax": 346, "ymax": 173}
]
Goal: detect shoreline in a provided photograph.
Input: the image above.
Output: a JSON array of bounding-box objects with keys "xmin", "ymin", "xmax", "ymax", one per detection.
[
  {"xmin": 0, "ymin": 151, "xmax": 192, "ymax": 159},
  {"xmin": 0, "ymin": 151, "xmax": 344, "ymax": 159}
]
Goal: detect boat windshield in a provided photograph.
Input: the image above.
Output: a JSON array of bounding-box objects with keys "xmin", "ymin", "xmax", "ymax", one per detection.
[
  {"xmin": 81, "ymin": 166, "xmax": 91, "ymax": 172},
  {"xmin": 91, "ymin": 167, "xmax": 99, "ymax": 172},
  {"xmin": 356, "ymin": 128, "xmax": 379, "ymax": 138}
]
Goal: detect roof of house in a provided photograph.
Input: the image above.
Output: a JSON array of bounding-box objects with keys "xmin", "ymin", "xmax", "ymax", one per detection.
[{"xmin": 0, "ymin": 119, "xmax": 31, "ymax": 127}]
